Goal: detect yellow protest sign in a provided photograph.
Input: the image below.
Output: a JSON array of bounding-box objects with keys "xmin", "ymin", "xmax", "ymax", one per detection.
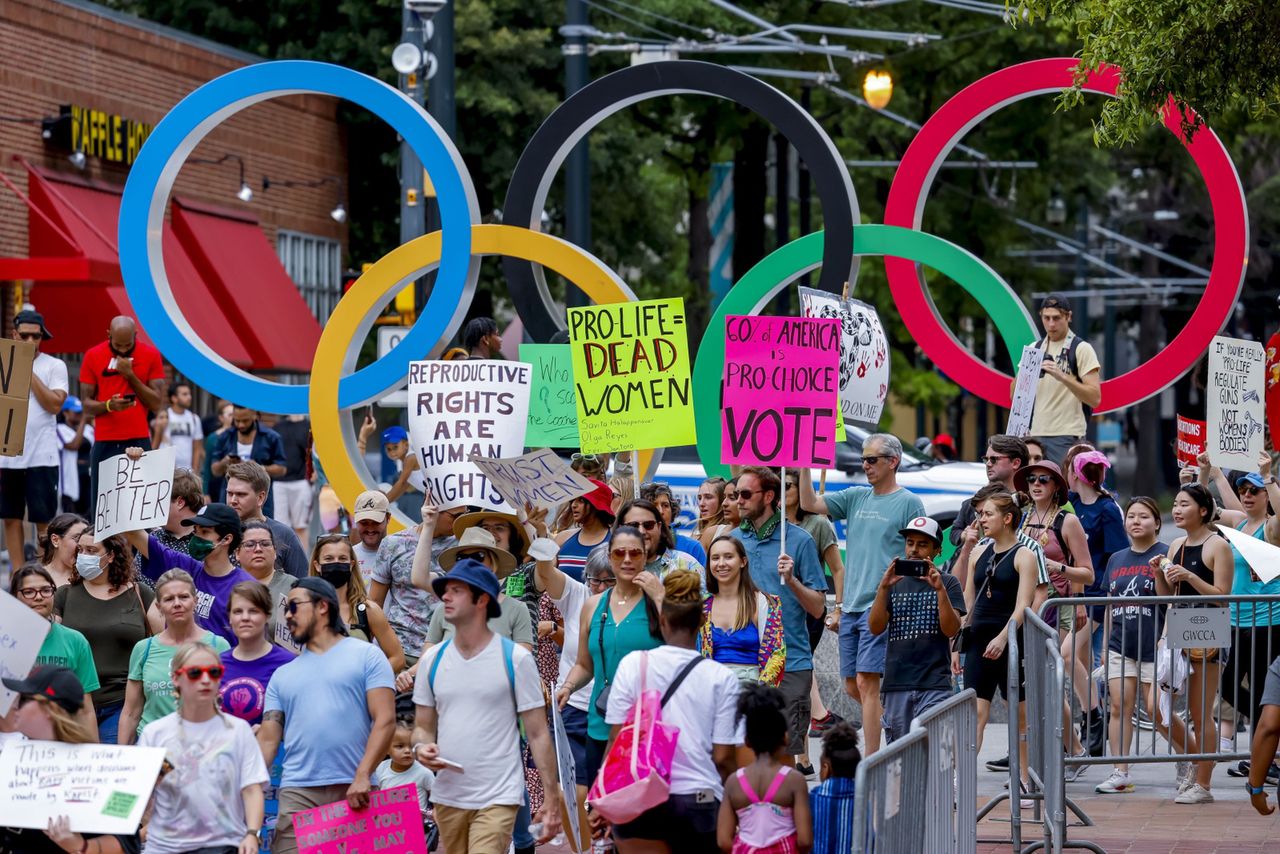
[{"xmin": 567, "ymin": 298, "xmax": 696, "ymax": 454}]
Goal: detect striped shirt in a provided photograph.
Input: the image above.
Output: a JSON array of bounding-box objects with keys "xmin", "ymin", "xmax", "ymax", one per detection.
[
  {"xmin": 811, "ymin": 776, "xmax": 857, "ymax": 854},
  {"xmin": 556, "ymin": 529, "xmax": 599, "ymax": 583}
]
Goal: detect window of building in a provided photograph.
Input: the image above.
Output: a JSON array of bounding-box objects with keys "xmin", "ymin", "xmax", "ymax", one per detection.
[{"xmin": 276, "ymin": 230, "xmax": 342, "ymax": 322}]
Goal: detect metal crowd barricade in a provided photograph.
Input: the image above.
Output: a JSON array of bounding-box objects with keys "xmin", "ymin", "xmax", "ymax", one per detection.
[
  {"xmin": 974, "ymin": 619, "xmax": 1028, "ymax": 849},
  {"xmin": 851, "ymin": 727, "xmax": 929, "ymax": 854},
  {"xmin": 911, "ymin": 688, "xmax": 978, "ymax": 854}
]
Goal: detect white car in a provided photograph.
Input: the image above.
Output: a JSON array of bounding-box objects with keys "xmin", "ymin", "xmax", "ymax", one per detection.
[{"xmin": 650, "ymin": 426, "xmax": 987, "ymax": 541}]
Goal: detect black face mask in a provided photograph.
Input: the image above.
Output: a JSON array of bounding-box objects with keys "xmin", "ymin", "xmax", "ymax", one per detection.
[{"xmin": 319, "ymin": 561, "xmax": 352, "ymax": 590}]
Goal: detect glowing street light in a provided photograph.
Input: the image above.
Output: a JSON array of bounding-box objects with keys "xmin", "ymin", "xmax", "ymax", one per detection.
[{"xmin": 863, "ymin": 69, "xmax": 893, "ymax": 110}]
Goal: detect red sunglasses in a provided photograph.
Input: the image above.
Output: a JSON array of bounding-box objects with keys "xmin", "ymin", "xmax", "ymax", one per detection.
[{"xmin": 176, "ymin": 665, "xmax": 224, "ymax": 681}]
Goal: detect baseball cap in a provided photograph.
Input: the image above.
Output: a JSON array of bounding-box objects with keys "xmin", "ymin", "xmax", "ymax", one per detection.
[
  {"xmin": 353, "ymin": 490, "xmax": 390, "ymax": 523},
  {"xmin": 431, "ymin": 557, "xmax": 503, "ymax": 619},
  {"xmin": 2, "ymin": 665, "xmax": 84, "ymax": 713},
  {"xmin": 1236, "ymin": 472, "xmax": 1267, "ymax": 490},
  {"xmin": 181, "ymin": 502, "xmax": 243, "ymax": 536},
  {"xmin": 933, "ymin": 433, "xmax": 955, "ymax": 450},
  {"xmin": 382, "ymin": 426, "xmax": 409, "ymax": 444},
  {"xmin": 580, "ymin": 479, "xmax": 615, "ymax": 520},
  {"xmin": 899, "ymin": 515, "xmax": 942, "ymax": 546},
  {"xmin": 13, "ymin": 309, "xmax": 52, "ymax": 340},
  {"xmin": 1039, "ymin": 293, "xmax": 1072, "ymax": 313},
  {"xmin": 62, "ymin": 395, "xmax": 82, "ymax": 414}
]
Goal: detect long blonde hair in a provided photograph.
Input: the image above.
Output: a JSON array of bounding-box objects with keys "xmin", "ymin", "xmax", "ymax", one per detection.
[{"xmin": 23, "ymin": 695, "xmax": 92, "ymax": 743}]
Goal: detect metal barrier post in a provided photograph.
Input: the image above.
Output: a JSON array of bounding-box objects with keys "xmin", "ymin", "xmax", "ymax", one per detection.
[
  {"xmin": 975, "ymin": 618, "xmax": 1022, "ymax": 847},
  {"xmin": 851, "ymin": 727, "xmax": 929, "ymax": 854},
  {"xmin": 911, "ymin": 689, "xmax": 978, "ymax": 854}
]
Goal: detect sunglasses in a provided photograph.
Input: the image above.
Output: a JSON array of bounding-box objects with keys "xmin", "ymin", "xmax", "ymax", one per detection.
[
  {"xmin": 19, "ymin": 585, "xmax": 55, "ymax": 600},
  {"xmin": 981, "ymin": 455, "xmax": 1010, "ymax": 465},
  {"xmin": 611, "ymin": 547, "xmax": 644, "ymax": 560},
  {"xmin": 177, "ymin": 665, "xmax": 224, "ymax": 680},
  {"xmin": 735, "ymin": 489, "xmax": 759, "ymax": 501},
  {"xmin": 1240, "ymin": 486, "xmax": 1264, "ymax": 496},
  {"xmin": 284, "ymin": 598, "xmax": 315, "ymax": 615},
  {"xmin": 863, "ymin": 456, "xmax": 892, "ymax": 466},
  {"xmin": 15, "ymin": 332, "xmax": 42, "ymax": 342},
  {"xmin": 626, "ymin": 519, "xmax": 660, "ymax": 531},
  {"xmin": 571, "ymin": 453, "xmax": 600, "ymax": 463},
  {"xmin": 457, "ymin": 550, "xmax": 491, "ymax": 562},
  {"xmin": 1026, "ymin": 474, "xmax": 1056, "ymax": 486}
]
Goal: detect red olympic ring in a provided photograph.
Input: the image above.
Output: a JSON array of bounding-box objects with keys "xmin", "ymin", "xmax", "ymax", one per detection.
[{"xmin": 884, "ymin": 58, "xmax": 1248, "ymax": 413}]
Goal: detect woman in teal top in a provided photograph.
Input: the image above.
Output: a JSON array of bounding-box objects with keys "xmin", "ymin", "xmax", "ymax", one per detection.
[{"xmin": 557, "ymin": 525, "xmax": 663, "ymax": 781}]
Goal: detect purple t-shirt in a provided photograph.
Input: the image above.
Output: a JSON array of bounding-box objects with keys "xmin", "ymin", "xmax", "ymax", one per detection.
[
  {"xmin": 219, "ymin": 645, "xmax": 297, "ymax": 725},
  {"xmin": 139, "ymin": 534, "xmax": 254, "ymax": 645}
]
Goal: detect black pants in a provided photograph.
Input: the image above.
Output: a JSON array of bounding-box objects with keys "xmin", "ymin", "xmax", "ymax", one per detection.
[
  {"xmin": 89, "ymin": 436, "xmax": 151, "ymax": 521},
  {"xmin": 1220, "ymin": 623, "xmax": 1280, "ymax": 728}
]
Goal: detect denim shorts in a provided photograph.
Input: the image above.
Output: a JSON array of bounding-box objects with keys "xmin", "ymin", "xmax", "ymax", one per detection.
[{"xmin": 838, "ymin": 609, "xmax": 888, "ymax": 677}]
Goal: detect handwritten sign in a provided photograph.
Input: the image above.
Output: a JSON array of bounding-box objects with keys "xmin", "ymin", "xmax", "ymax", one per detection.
[
  {"xmin": 93, "ymin": 447, "xmax": 175, "ymax": 541},
  {"xmin": 0, "ymin": 740, "xmax": 164, "ymax": 834},
  {"xmin": 1007, "ymin": 345, "xmax": 1046, "ymax": 437},
  {"xmin": 0, "ymin": 590, "xmax": 51, "ymax": 715},
  {"xmin": 1207, "ymin": 335, "xmax": 1265, "ymax": 470},
  {"xmin": 293, "ymin": 784, "xmax": 425, "ymax": 854},
  {"xmin": 0, "ymin": 339, "xmax": 36, "ymax": 456},
  {"xmin": 407, "ymin": 361, "xmax": 531, "ymax": 511},
  {"xmin": 468, "ymin": 448, "xmax": 596, "ymax": 513},
  {"xmin": 552, "ymin": 704, "xmax": 584, "ymax": 849},
  {"xmin": 1176, "ymin": 414, "xmax": 1208, "ymax": 469},
  {"xmin": 798, "ymin": 287, "xmax": 890, "ymax": 426},
  {"xmin": 520, "ymin": 344, "xmax": 580, "ymax": 446},
  {"xmin": 567, "ymin": 298, "xmax": 695, "ymax": 454},
  {"xmin": 721, "ymin": 315, "xmax": 839, "ymax": 468}
]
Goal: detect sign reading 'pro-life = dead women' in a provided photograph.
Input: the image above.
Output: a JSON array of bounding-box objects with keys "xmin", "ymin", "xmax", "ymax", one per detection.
[
  {"xmin": 0, "ymin": 339, "xmax": 36, "ymax": 456},
  {"xmin": 721, "ymin": 315, "xmax": 840, "ymax": 468},
  {"xmin": 407, "ymin": 360, "xmax": 532, "ymax": 511},
  {"xmin": 1207, "ymin": 335, "xmax": 1265, "ymax": 471},
  {"xmin": 94, "ymin": 447, "xmax": 175, "ymax": 541},
  {"xmin": 469, "ymin": 448, "xmax": 596, "ymax": 513},
  {"xmin": 567, "ymin": 298, "xmax": 696, "ymax": 454}
]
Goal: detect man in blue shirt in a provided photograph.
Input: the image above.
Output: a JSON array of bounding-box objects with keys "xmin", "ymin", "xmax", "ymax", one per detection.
[
  {"xmin": 733, "ymin": 465, "xmax": 827, "ymax": 773},
  {"xmin": 209, "ymin": 405, "xmax": 287, "ymax": 517},
  {"xmin": 799, "ymin": 433, "xmax": 924, "ymax": 756}
]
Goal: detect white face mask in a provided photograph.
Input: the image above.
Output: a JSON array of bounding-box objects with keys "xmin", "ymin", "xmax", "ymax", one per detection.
[{"xmin": 75, "ymin": 553, "xmax": 104, "ymax": 581}]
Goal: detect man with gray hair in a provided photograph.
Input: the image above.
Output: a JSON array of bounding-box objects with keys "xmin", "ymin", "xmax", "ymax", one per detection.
[{"xmin": 799, "ymin": 433, "xmax": 924, "ymax": 755}]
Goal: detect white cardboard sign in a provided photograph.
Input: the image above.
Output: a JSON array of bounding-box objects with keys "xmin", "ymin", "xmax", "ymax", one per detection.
[
  {"xmin": 0, "ymin": 740, "xmax": 165, "ymax": 834},
  {"xmin": 407, "ymin": 360, "xmax": 532, "ymax": 511},
  {"xmin": 1007, "ymin": 345, "xmax": 1046, "ymax": 437},
  {"xmin": 93, "ymin": 447, "xmax": 175, "ymax": 541},
  {"xmin": 798, "ymin": 287, "xmax": 890, "ymax": 426},
  {"xmin": 467, "ymin": 448, "xmax": 595, "ymax": 514},
  {"xmin": 0, "ymin": 590, "xmax": 51, "ymax": 715},
  {"xmin": 1207, "ymin": 335, "xmax": 1265, "ymax": 471}
]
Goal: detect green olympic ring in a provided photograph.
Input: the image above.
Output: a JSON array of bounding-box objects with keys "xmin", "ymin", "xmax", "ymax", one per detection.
[{"xmin": 693, "ymin": 223, "xmax": 1039, "ymax": 478}]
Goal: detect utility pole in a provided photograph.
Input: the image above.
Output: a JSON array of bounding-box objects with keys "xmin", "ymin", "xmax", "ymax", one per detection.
[
  {"xmin": 399, "ymin": 6, "xmax": 427, "ymax": 254},
  {"xmin": 563, "ymin": 0, "xmax": 590, "ymax": 307},
  {"xmin": 416, "ymin": 0, "xmax": 456, "ymax": 315}
]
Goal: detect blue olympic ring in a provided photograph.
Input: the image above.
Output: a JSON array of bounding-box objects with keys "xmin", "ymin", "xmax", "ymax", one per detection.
[{"xmin": 119, "ymin": 60, "xmax": 480, "ymax": 414}]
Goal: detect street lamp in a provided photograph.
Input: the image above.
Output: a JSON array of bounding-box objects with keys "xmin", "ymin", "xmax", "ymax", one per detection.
[
  {"xmin": 862, "ymin": 69, "xmax": 893, "ymax": 110},
  {"xmin": 1045, "ymin": 185, "xmax": 1067, "ymax": 226}
]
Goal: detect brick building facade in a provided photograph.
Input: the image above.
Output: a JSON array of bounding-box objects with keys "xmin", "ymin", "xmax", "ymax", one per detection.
[{"xmin": 0, "ymin": 0, "xmax": 349, "ymax": 371}]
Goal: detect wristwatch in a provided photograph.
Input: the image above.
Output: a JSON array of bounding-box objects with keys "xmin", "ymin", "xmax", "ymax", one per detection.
[{"xmin": 1246, "ymin": 781, "xmax": 1267, "ymax": 795}]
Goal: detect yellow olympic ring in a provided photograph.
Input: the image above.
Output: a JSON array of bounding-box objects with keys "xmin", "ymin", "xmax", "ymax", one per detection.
[{"xmin": 311, "ymin": 223, "xmax": 652, "ymax": 533}]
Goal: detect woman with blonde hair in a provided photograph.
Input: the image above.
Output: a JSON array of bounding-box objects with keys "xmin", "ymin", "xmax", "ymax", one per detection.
[
  {"xmin": 139, "ymin": 641, "xmax": 269, "ymax": 854},
  {"xmin": 308, "ymin": 534, "xmax": 405, "ymax": 672},
  {"xmin": 696, "ymin": 477, "xmax": 728, "ymax": 538}
]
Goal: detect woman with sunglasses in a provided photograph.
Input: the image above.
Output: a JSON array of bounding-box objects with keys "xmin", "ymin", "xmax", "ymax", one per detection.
[
  {"xmin": 10, "ymin": 564, "xmax": 100, "ymax": 739},
  {"xmin": 40, "ymin": 512, "xmax": 88, "ymax": 588},
  {"xmin": 617, "ymin": 498, "xmax": 706, "ymax": 585},
  {"xmin": 53, "ymin": 526, "xmax": 161, "ymax": 744},
  {"xmin": 220, "ymin": 581, "xmax": 296, "ymax": 726},
  {"xmin": 699, "ymin": 535, "xmax": 785, "ymax": 686},
  {"xmin": 556, "ymin": 526, "xmax": 665, "ymax": 785},
  {"xmin": 701, "ymin": 478, "xmax": 741, "ymax": 554},
  {"xmin": 308, "ymin": 535, "xmax": 405, "ymax": 673},
  {"xmin": 139, "ymin": 641, "xmax": 269, "ymax": 854},
  {"xmin": 119, "ymin": 569, "xmax": 231, "ymax": 744}
]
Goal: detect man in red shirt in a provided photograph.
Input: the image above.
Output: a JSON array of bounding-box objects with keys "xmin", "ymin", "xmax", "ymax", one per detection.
[{"xmin": 79, "ymin": 316, "xmax": 166, "ymax": 514}]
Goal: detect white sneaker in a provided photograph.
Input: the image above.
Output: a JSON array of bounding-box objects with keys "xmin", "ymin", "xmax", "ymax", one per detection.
[
  {"xmin": 1094, "ymin": 771, "xmax": 1134, "ymax": 793},
  {"xmin": 1174, "ymin": 783, "xmax": 1214, "ymax": 804},
  {"xmin": 1175, "ymin": 761, "xmax": 1194, "ymax": 793}
]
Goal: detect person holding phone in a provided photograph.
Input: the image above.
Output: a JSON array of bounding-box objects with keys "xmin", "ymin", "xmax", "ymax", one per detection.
[{"xmin": 866, "ymin": 516, "xmax": 965, "ymax": 744}]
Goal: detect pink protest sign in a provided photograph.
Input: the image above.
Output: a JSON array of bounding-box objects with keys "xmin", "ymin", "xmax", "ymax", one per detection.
[
  {"xmin": 293, "ymin": 784, "xmax": 425, "ymax": 854},
  {"xmin": 721, "ymin": 315, "xmax": 840, "ymax": 468}
]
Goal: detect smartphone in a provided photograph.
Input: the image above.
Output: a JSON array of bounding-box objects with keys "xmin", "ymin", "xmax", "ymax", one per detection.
[
  {"xmin": 122, "ymin": 393, "xmax": 136, "ymax": 403},
  {"xmin": 436, "ymin": 757, "xmax": 465, "ymax": 772},
  {"xmin": 895, "ymin": 559, "xmax": 931, "ymax": 578}
]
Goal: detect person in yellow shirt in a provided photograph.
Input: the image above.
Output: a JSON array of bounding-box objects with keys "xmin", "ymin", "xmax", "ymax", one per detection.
[{"xmin": 1029, "ymin": 294, "xmax": 1102, "ymax": 466}]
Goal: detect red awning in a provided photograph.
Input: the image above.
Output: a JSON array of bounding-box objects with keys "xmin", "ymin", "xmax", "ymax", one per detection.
[{"xmin": 0, "ymin": 164, "xmax": 321, "ymax": 371}]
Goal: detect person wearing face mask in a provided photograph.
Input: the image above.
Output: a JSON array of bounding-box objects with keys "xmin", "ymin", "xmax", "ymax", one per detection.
[
  {"xmin": 309, "ymin": 534, "xmax": 405, "ymax": 673},
  {"xmin": 53, "ymin": 526, "xmax": 161, "ymax": 744},
  {"xmin": 124, "ymin": 492, "xmax": 255, "ymax": 646},
  {"xmin": 210, "ymin": 405, "xmax": 288, "ymax": 518},
  {"xmin": 79, "ymin": 316, "xmax": 167, "ymax": 516}
]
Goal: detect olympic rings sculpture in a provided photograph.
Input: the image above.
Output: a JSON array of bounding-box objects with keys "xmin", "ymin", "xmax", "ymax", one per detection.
[{"xmin": 118, "ymin": 57, "xmax": 1247, "ymax": 514}]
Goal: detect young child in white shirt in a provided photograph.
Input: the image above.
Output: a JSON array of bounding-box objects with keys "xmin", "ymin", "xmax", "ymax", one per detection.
[{"xmin": 374, "ymin": 719, "xmax": 435, "ymax": 816}]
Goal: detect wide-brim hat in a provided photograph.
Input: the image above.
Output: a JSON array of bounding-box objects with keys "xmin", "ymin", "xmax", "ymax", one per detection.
[
  {"xmin": 1014, "ymin": 460, "xmax": 1069, "ymax": 499},
  {"xmin": 452, "ymin": 510, "xmax": 531, "ymax": 560},
  {"xmin": 438, "ymin": 526, "xmax": 518, "ymax": 578}
]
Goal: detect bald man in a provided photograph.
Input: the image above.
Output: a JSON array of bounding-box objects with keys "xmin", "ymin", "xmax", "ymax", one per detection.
[{"xmin": 80, "ymin": 316, "xmax": 167, "ymax": 516}]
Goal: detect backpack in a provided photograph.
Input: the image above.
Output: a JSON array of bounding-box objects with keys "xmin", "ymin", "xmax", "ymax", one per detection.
[{"xmin": 1037, "ymin": 333, "xmax": 1093, "ymax": 418}]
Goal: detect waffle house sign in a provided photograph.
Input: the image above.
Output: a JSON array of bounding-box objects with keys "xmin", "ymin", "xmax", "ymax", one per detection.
[{"xmin": 62, "ymin": 105, "xmax": 153, "ymax": 166}]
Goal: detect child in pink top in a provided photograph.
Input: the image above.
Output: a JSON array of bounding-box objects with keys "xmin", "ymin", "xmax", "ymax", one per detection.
[{"xmin": 717, "ymin": 684, "xmax": 813, "ymax": 853}]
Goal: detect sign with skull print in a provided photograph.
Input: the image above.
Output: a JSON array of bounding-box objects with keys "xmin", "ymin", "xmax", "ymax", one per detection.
[{"xmin": 799, "ymin": 287, "xmax": 890, "ymax": 425}]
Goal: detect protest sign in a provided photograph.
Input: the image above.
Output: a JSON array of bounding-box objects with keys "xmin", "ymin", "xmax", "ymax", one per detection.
[
  {"xmin": 567, "ymin": 298, "xmax": 695, "ymax": 454},
  {"xmin": 0, "ymin": 590, "xmax": 51, "ymax": 715},
  {"xmin": 0, "ymin": 339, "xmax": 36, "ymax": 456},
  {"xmin": 1176, "ymin": 414, "xmax": 1208, "ymax": 469},
  {"xmin": 798, "ymin": 287, "xmax": 890, "ymax": 426},
  {"xmin": 293, "ymin": 784, "xmax": 425, "ymax": 854},
  {"xmin": 407, "ymin": 360, "xmax": 532, "ymax": 511},
  {"xmin": 469, "ymin": 448, "xmax": 595, "ymax": 514},
  {"xmin": 0, "ymin": 740, "xmax": 164, "ymax": 834},
  {"xmin": 1006, "ymin": 345, "xmax": 1046, "ymax": 437},
  {"xmin": 1207, "ymin": 335, "xmax": 1265, "ymax": 470},
  {"xmin": 1219, "ymin": 525, "xmax": 1280, "ymax": 584},
  {"xmin": 553, "ymin": 704, "xmax": 584, "ymax": 851},
  {"xmin": 93, "ymin": 447, "xmax": 175, "ymax": 541},
  {"xmin": 520, "ymin": 344, "xmax": 580, "ymax": 447},
  {"xmin": 721, "ymin": 315, "xmax": 840, "ymax": 468}
]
